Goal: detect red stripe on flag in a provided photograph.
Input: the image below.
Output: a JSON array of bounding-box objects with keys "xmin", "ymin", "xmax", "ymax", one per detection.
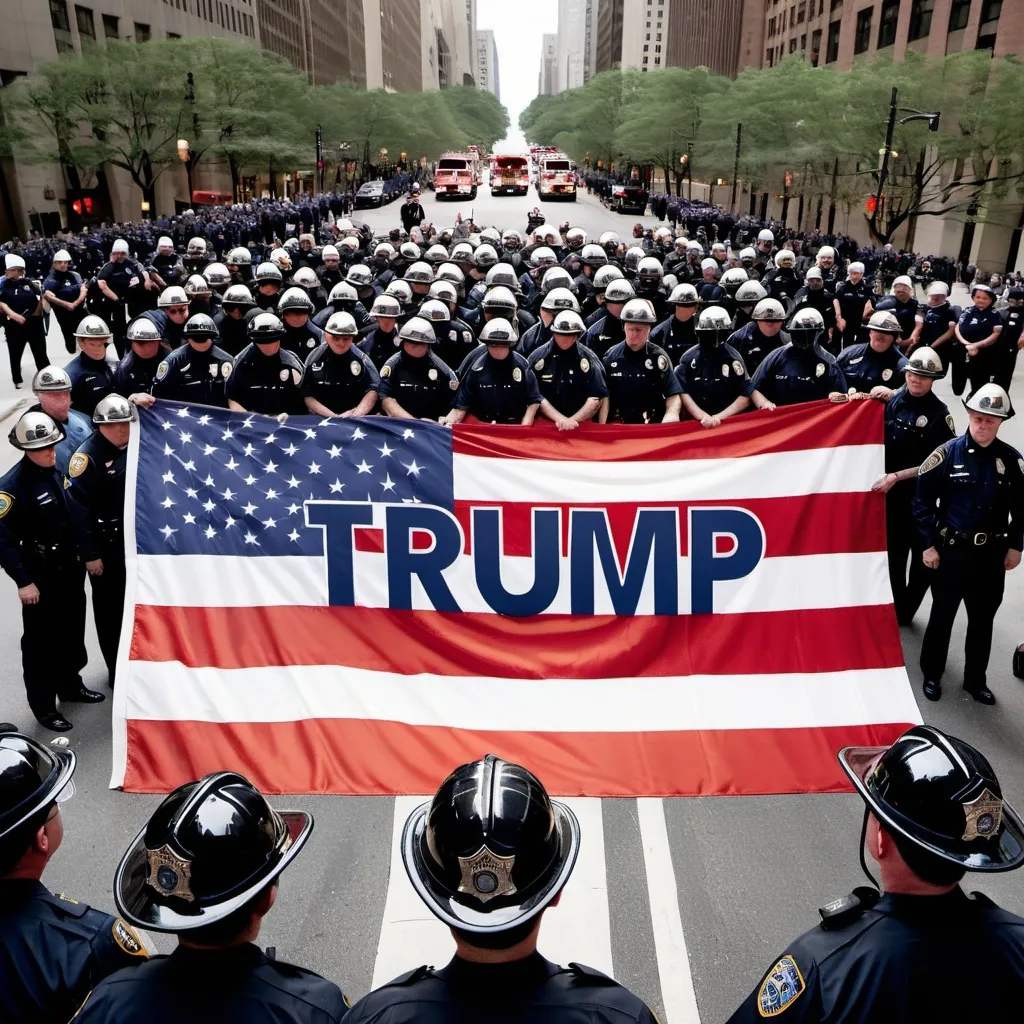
[
  {"xmin": 121, "ymin": 718, "xmax": 914, "ymax": 795},
  {"xmin": 452, "ymin": 491, "xmax": 885, "ymax": 559},
  {"xmin": 453, "ymin": 400, "xmax": 882, "ymax": 462},
  {"xmin": 129, "ymin": 604, "xmax": 904, "ymax": 677}
]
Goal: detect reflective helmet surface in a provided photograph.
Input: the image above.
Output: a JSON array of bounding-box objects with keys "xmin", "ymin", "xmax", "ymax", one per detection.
[
  {"xmin": 247, "ymin": 311, "xmax": 286, "ymax": 343},
  {"xmin": 324, "ymin": 311, "xmax": 358, "ymax": 336},
  {"xmin": 254, "ymin": 263, "xmax": 283, "ymax": 284},
  {"xmin": 9, "ymin": 411, "xmax": 65, "ymax": 451},
  {"xmin": 905, "ymin": 347, "xmax": 943, "ymax": 379},
  {"xmin": 751, "ymin": 298, "xmax": 786, "ymax": 321},
  {"xmin": 735, "ymin": 281, "xmax": 767, "ymax": 306},
  {"xmin": 31, "ymin": 365, "xmax": 72, "ymax": 393},
  {"xmin": 593, "ymin": 265, "xmax": 624, "ymax": 292},
  {"xmin": 620, "ymin": 298, "xmax": 657, "ymax": 324},
  {"xmin": 157, "ymin": 287, "xmax": 189, "ymax": 308},
  {"xmin": 418, "ymin": 299, "xmax": 451, "ymax": 324},
  {"xmin": 541, "ymin": 287, "xmax": 581, "ymax": 314},
  {"xmin": 603, "ymin": 279, "xmax": 636, "ymax": 304},
  {"xmin": 74, "ymin": 314, "xmax": 112, "ymax": 338},
  {"xmin": 866, "ymin": 311, "xmax": 902, "ymax": 335},
  {"xmin": 480, "ymin": 318, "xmax": 517, "ymax": 346},
  {"xmin": 184, "ymin": 275, "xmax": 211, "ymax": 299},
  {"xmin": 481, "ymin": 286, "xmax": 517, "ymax": 313},
  {"xmin": 126, "ymin": 318, "xmax": 163, "ymax": 344},
  {"xmin": 668, "ymin": 283, "xmax": 700, "ymax": 306},
  {"xmin": 346, "ymin": 264, "xmax": 374, "ymax": 287},
  {"xmin": 92, "ymin": 394, "xmax": 137, "ymax": 425},
  {"xmin": 184, "ymin": 313, "xmax": 218, "ymax": 339},
  {"xmin": 965, "ymin": 383, "xmax": 1012, "ymax": 420},
  {"xmin": 277, "ymin": 286, "xmax": 314, "ymax": 314},
  {"xmin": 551, "ymin": 310, "xmax": 585, "ymax": 335},
  {"xmin": 201, "ymin": 263, "xmax": 231, "ymax": 287},
  {"xmin": 398, "ymin": 316, "xmax": 437, "ymax": 345},
  {"xmin": 222, "ymin": 284, "xmax": 255, "ymax": 308},
  {"xmin": 0, "ymin": 732, "xmax": 75, "ymax": 841}
]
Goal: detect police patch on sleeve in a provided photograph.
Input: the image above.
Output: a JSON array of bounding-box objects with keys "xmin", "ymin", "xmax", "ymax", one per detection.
[
  {"xmin": 919, "ymin": 447, "xmax": 945, "ymax": 474},
  {"xmin": 351, "ymin": 360, "xmax": 362, "ymax": 376},
  {"xmin": 580, "ymin": 357, "xmax": 590, "ymax": 373},
  {"xmin": 291, "ymin": 368, "xmax": 301, "ymax": 385},
  {"xmin": 815, "ymin": 363, "xmax": 825, "ymax": 377},
  {"xmin": 155, "ymin": 360, "xmax": 169, "ymax": 382},
  {"xmin": 658, "ymin": 354, "xmax": 668, "ymax": 371},
  {"xmin": 947, "ymin": 414, "xmax": 955, "ymax": 433},
  {"xmin": 882, "ymin": 368, "xmax": 893, "ymax": 381},
  {"xmin": 0, "ymin": 492, "xmax": 12, "ymax": 519},
  {"xmin": 534, "ymin": 357, "xmax": 545, "ymax": 372},
  {"xmin": 69, "ymin": 453, "xmax": 89, "ymax": 478},
  {"xmin": 733, "ymin": 360, "xmax": 744, "ymax": 375},
  {"xmin": 112, "ymin": 918, "xmax": 147, "ymax": 957},
  {"xmin": 757, "ymin": 955, "xmax": 806, "ymax": 1017},
  {"xmin": 222, "ymin": 361, "xmax": 233, "ymax": 380},
  {"xmin": 513, "ymin": 366, "xmax": 522, "ymax": 382},
  {"xmin": 381, "ymin": 364, "xmax": 391, "ymax": 378}
]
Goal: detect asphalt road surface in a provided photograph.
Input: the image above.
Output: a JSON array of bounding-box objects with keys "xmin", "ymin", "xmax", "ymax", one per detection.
[{"xmin": 2, "ymin": 188, "xmax": 1023, "ymax": 1023}]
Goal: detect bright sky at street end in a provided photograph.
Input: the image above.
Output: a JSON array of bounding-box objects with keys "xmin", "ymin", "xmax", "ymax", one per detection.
[{"xmin": 477, "ymin": 0, "xmax": 558, "ymax": 153}]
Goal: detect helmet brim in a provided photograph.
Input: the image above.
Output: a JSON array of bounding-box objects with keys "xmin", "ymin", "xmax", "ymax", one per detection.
[
  {"xmin": 0, "ymin": 740, "xmax": 75, "ymax": 841},
  {"xmin": 113, "ymin": 809, "xmax": 312, "ymax": 932},
  {"xmin": 402, "ymin": 798, "xmax": 580, "ymax": 933},
  {"xmin": 839, "ymin": 746, "xmax": 1024, "ymax": 871}
]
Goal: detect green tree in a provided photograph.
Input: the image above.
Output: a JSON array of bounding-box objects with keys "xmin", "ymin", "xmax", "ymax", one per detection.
[{"xmin": 439, "ymin": 86, "xmax": 510, "ymax": 151}]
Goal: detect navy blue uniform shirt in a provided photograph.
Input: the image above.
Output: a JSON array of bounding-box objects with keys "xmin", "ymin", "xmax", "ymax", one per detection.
[
  {"xmin": 301, "ymin": 342, "xmax": 380, "ymax": 414},
  {"xmin": 602, "ymin": 340, "xmax": 682, "ymax": 423},
  {"xmin": 224, "ymin": 343, "xmax": 307, "ymax": 416},
  {"xmin": 675, "ymin": 341, "xmax": 749, "ymax": 415},
  {"xmin": 836, "ymin": 341, "xmax": 908, "ymax": 394},
  {"xmin": 65, "ymin": 351, "xmax": 117, "ymax": 416},
  {"xmin": 528, "ymin": 340, "xmax": 608, "ymax": 417},
  {"xmin": 746, "ymin": 343, "xmax": 847, "ymax": 406},
  {"xmin": 151, "ymin": 343, "xmax": 235, "ymax": 407},
  {"xmin": 377, "ymin": 349, "xmax": 458, "ymax": 421},
  {"xmin": 455, "ymin": 349, "xmax": 542, "ymax": 423}
]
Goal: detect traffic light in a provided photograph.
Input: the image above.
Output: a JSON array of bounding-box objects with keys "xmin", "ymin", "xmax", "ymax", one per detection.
[{"xmin": 865, "ymin": 195, "xmax": 877, "ymax": 214}]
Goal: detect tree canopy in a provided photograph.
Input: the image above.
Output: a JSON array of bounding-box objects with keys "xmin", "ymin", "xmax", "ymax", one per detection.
[{"xmin": 520, "ymin": 52, "xmax": 1024, "ymax": 244}]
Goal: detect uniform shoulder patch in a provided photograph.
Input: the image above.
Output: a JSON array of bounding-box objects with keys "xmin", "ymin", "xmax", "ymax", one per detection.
[
  {"xmin": 448, "ymin": 378, "xmax": 459, "ymax": 390},
  {"xmin": 68, "ymin": 453, "xmax": 89, "ymax": 478},
  {"xmin": 380, "ymin": 364, "xmax": 392, "ymax": 378},
  {"xmin": 946, "ymin": 413, "xmax": 955, "ymax": 433},
  {"xmin": 657, "ymin": 353, "xmax": 668, "ymax": 371},
  {"xmin": 0, "ymin": 492, "xmax": 13, "ymax": 519},
  {"xmin": 222, "ymin": 361, "xmax": 232, "ymax": 380},
  {"xmin": 534, "ymin": 357, "xmax": 545, "ymax": 372},
  {"xmin": 381, "ymin": 965, "xmax": 435, "ymax": 988},
  {"xmin": 918, "ymin": 446, "xmax": 946, "ymax": 475},
  {"xmin": 112, "ymin": 918, "xmax": 148, "ymax": 957},
  {"xmin": 580, "ymin": 356, "xmax": 591, "ymax": 373},
  {"xmin": 568, "ymin": 962, "xmax": 616, "ymax": 985},
  {"xmin": 757, "ymin": 955, "xmax": 806, "ymax": 1017}
]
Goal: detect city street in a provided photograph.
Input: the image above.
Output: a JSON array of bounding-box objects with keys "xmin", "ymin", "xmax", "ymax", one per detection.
[{"xmin": 1, "ymin": 188, "xmax": 1023, "ymax": 1023}]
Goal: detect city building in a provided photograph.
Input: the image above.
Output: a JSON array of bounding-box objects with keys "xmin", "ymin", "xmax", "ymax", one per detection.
[
  {"xmin": 594, "ymin": 0, "xmax": 623, "ymax": 73},
  {"xmin": 256, "ymin": 0, "xmax": 365, "ymax": 86},
  {"xmin": 421, "ymin": 0, "xmax": 475, "ymax": 91},
  {"xmin": 476, "ymin": 28, "xmax": 499, "ymax": 101},
  {"xmin": 539, "ymin": 31, "xmax": 558, "ymax": 95},
  {"xmin": 0, "ymin": 0, "xmax": 259, "ymax": 236},
  {"xmin": 556, "ymin": 0, "xmax": 588, "ymax": 91},
  {"xmin": 760, "ymin": 0, "xmax": 1023, "ymax": 272}
]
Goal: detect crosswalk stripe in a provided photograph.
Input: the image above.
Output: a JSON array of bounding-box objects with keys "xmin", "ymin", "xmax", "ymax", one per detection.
[
  {"xmin": 370, "ymin": 795, "xmax": 454, "ymax": 989},
  {"xmin": 537, "ymin": 797, "xmax": 614, "ymax": 975},
  {"xmin": 638, "ymin": 798, "xmax": 702, "ymax": 1023}
]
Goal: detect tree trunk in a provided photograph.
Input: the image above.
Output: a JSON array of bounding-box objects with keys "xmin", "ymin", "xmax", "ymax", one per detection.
[
  {"xmin": 826, "ymin": 158, "xmax": 838, "ymax": 234},
  {"xmin": 814, "ymin": 195, "xmax": 823, "ymax": 230},
  {"xmin": 796, "ymin": 192, "xmax": 805, "ymax": 229},
  {"xmin": 227, "ymin": 153, "xmax": 240, "ymax": 198}
]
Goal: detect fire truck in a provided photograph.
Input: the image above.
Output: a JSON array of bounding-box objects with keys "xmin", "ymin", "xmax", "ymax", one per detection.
[
  {"xmin": 489, "ymin": 154, "xmax": 530, "ymax": 196},
  {"xmin": 537, "ymin": 152, "xmax": 576, "ymax": 202},
  {"xmin": 434, "ymin": 152, "xmax": 479, "ymax": 200}
]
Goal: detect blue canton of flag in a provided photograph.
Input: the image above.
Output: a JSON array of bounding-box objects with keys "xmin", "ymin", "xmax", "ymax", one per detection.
[{"xmin": 134, "ymin": 403, "xmax": 455, "ymax": 556}]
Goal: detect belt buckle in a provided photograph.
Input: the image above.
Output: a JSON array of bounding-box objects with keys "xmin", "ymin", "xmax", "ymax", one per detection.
[{"xmin": 974, "ymin": 532, "xmax": 988, "ymax": 546}]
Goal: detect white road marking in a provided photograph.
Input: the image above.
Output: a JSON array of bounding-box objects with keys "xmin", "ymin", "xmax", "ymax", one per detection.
[{"xmin": 638, "ymin": 797, "xmax": 702, "ymax": 1022}]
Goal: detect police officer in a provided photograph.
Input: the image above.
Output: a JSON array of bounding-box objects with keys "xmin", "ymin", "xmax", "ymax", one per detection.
[
  {"xmin": 529, "ymin": 310, "xmax": 607, "ymax": 430},
  {"xmin": 955, "ymin": 283, "xmax": 1003, "ymax": 396},
  {"xmin": 0, "ymin": 412, "xmax": 102, "ymax": 730},
  {"xmin": 732, "ymin": 279, "xmax": 767, "ymax": 333},
  {"xmin": 727, "ymin": 724, "xmax": 1024, "ymax": 1022},
  {"xmin": 914, "ymin": 384, "xmax": 1024, "ymax": 704},
  {"xmin": 999, "ymin": 286, "xmax": 1024, "ymax": 392},
  {"xmin": 0, "ymin": 254, "xmax": 48, "ymax": 389},
  {"xmin": 250, "ymin": 262, "xmax": 284, "ymax": 311},
  {"xmin": 113, "ymin": 317, "xmax": 164, "ymax": 396},
  {"xmin": 360, "ymin": 294, "xmax": 402, "ymax": 369},
  {"xmin": 788, "ymin": 267, "xmax": 837, "ymax": 350},
  {"xmin": 345, "ymin": 754, "xmax": 657, "ymax": 1024},
  {"xmin": 581, "ymin": 278, "xmax": 634, "ymax": 358},
  {"xmin": 213, "ymin": 283, "xmax": 256, "ymax": 356},
  {"xmin": 728, "ymin": 297, "xmax": 788, "ymax": 374},
  {"xmin": 277, "ymin": 286, "xmax": 323, "ymax": 358},
  {"xmin": 650, "ymin": 282, "xmax": 700, "ymax": 366},
  {"xmin": 147, "ymin": 313, "xmax": 235, "ymax": 407},
  {"xmin": 677, "ymin": 306, "xmax": 751, "ymax": 428},
  {"xmin": 835, "ymin": 310, "xmax": 908, "ymax": 397},
  {"xmin": 72, "ymin": 771, "xmax": 349, "ymax": 1023},
  {"xmin": 443, "ymin": 318, "xmax": 542, "ymax": 426},
  {"xmin": 520, "ymin": 287, "xmax": 580, "ymax": 356},
  {"xmin": 747, "ymin": 308, "xmax": 847, "ymax": 410},
  {"xmin": 42, "ymin": 248, "xmax": 88, "ymax": 354},
  {"xmin": 870, "ymin": 347, "xmax": 954, "ymax": 626},
  {"xmin": 29, "ymin": 365, "xmax": 94, "ymax": 479},
  {"xmin": 65, "ymin": 315, "xmax": 118, "ymax": 416},
  {"xmin": 0, "ymin": 732, "xmax": 148, "ymax": 1021},
  {"xmin": 761, "ymin": 249, "xmax": 801, "ymax": 306},
  {"xmin": 908, "ymin": 281, "xmax": 960, "ymax": 371},
  {"xmin": 378, "ymin": 317, "xmax": 459, "ymax": 422},
  {"xmin": 66, "ymin": 394, "xmax": 135, "ymax": 685},
  {"xmin": 96, "ymin": 239, "xmax": 150, "ymax": 357},
  {"xmin": 418, "ymin": 298, "xmax": 477, "ymax": 371},
  {"xmin": 225, "ymin": 312, "xmax": 307, "ymax": 416},
  {"xmin": 149, "ymin": 235, "xmax": 184, "ymax": 289},
  {"xmin": 151, "ymin": 285, "xmax": 191, "ymax": 348},
  {"xmin": 301, "ymin": 311, "xmax": 380, "ymax": 419},
  {"xmin": 833, "ymin": 261, "xmax": 873, "ymax": 350},
  {"xmin": 600, "ymin": 298, "xmax": 681, "ymax": 424},
  {"xmin": 875, "ymin": 274, "xmax": 919, "ymax": 346}
]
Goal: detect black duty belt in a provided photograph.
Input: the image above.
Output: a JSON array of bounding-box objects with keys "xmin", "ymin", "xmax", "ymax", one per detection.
[{"xmin": 940, "ymin": 527, "xmax": 1007, "ymax": 548}]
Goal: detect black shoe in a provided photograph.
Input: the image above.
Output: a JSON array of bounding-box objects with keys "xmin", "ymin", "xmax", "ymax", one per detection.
[
  {"xmin": 59, "ymin": 686, "xmax": 106, "ymax": 704},
  {"xmin": 922, "ymin": 679, "xmax": 942, "ymax": 702},
  {"xmin": 964, "ymin": 683, "xmax": 996, "ymax": 705},
  {"xmin": 0, "ymin": 722, "xmax": 17, "ymax": 732},
  {"xmin": 36, "ymin": 713, "xmax": 73, "ymax": 732}
]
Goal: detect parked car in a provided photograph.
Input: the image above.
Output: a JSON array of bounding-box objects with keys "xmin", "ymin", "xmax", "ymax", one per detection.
[
  {"xmin": 355, "ymin": 181, "xmax": 387, "ymax": 209},
  {"xmin": 610, "ymin": 183, "xmax": 648, "ymax": 214}
]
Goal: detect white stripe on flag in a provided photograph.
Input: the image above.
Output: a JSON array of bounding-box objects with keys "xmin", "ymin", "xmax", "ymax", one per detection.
[
  {"xmin": 122, "ymin": 663, "xmax": 921, "ymax": 731},
  {"xmin": 133, "ymin": 549, "xmax": 893, "ymax": 613},
  {"xmin": 371, "ymin": 796, "xmax": 454, "ymax": 989},
  {"xmin": 453, "ymin": 444, "xmax": 883, "ymax": 503}
]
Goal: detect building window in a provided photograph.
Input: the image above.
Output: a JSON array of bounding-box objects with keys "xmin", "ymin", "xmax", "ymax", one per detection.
[
  {"xmin": 767, "ymin": 47, "xmax": 774, "ymax": 66},
  {"xmin": 948, "ymin": 0, "xmax": 971, "ymax": 31},
  {"xmin": 797, "ymin": 1, "xmax": 806, "ymax": 22},
  {"xmin": 878, "ymin": 0, "xmax": 899, "ymax": 47},
  {"xmin": 656, "ymin": 33, "xmax": 662, "ymax": 41},
  {"xmin": 655, "ymin": 44, "xmax": 661, "ymax": 52},
  {"xmin": 645, "ymin": 32, "xmax": 650, "ymax": 39},
  {"xmin": 134, "ymin": 22, "xmax": 150, "ymax": 41},
  {"xmin": 976, "ymin": 32, "xmax": 996, "ymax": 52},
  {"xmin": 811, "ymin": 28, "xmax": 822, "ymax": 64},
  {"xmin": 825, "ymin": 19, "xmax": 841, "ymax": 62},
  {"xmin": 102, "ymin": 13, "xmax": 118, "ymax": 37},
  {"xmin": 854, "ymin": 7, "xmax": 872, "ymax": 53},
  {"xmin": 643, "ymin": 43, "xmax": 649, "ymax": 51},
  {"xmin": 167, "ymin": 31, "xmax": 181, "ymax": 39},
  {"xmin": 831, "ymin": 0, "xmax": 842, "ymax": 8},
  {"xmin": 75, "ymin": 4, "xmax": 95, "ymax": 41},
  {"xmin": 981, "ymin": 0, "xmax": 1002, "ymax": 20},
  {"xmin": 49, "ymin": 0, "xmax": 69, "ymax": 30},
  {"xmin": 800, "ymin": 33, "xmax": 806, "ymax": 48},
  {"xmin": 908, "ymin": 0, "xmax": 933, "ymax": 40}
]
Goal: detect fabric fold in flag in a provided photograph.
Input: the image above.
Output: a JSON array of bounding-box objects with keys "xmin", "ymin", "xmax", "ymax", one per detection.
[{"xmin": 111, "ymin": 399, "xmax": 920, "ymax": 795}]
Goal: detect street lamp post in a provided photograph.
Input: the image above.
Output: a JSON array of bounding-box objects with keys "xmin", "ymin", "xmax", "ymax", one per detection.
[{"xmin": 730, "ymin": 123, "xmax": 742, "ymax": 211}]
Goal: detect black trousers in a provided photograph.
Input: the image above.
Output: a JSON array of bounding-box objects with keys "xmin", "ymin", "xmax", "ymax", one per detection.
[
  {"xmin": 89, "ymin": 555, "xmax": 126, "ymax": 681},
  {"xmin": 920, "ymin": 544, "xmax": 1006, "ymax": 688},
  {"xmin": 22, "ymin": 562, "xmax": 88, "ymax": 717},
  {"xmin": 5, "ymin": 319, "xmax": 48, "ymax": 385},
  {"xmin": 886, "ymin": 488, "xmax": 931, "ymax": 623},
  {"xmin": 53, "ymin": 306, "xmax": 84, "ymax": 354}
]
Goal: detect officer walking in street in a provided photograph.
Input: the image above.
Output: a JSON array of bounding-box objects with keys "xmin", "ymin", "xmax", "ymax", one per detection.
[
  {"xmin": 29, "ymin": 365, "xmax": 94, "ymax": 479},
  {"xmin": 728, "ymin": 724, "xmax": 1024, "ymax": 1022},
  {"xmin": 600, "ymin": 298, "xmax": 682, "ymax": 424},
  {"xmin": 0, "ymin": 254, "xmax": 49, "ymax": 389},
  {"xmin": 301, "ymin": 311, "xmax": 380, "ymax": 418},
  {"xmin": 955, "ymin": 283, "xmax": 1004, "ymax": 396},
  {"xmin": 869, "ymin": 347, "xmax": 954, "ymax": 626},
  {"xmin": 65, "ymin": 315, "xmax": 117, "ymax": 416},
  {"xmin": 833, "ymin": 261, "xmax": 873, "ymax": 351},
  {"xmin": 1, "ymin": 731, "xmax": 148, "ymax": 1021},
  {"xmin": 528, "ymin": 310, "xmax": 607, "ymax": 430},
  {"xmin": 225, "ymin": 312, "xmax": 307, "ymax": 416},
  {"xmin": 676, "ymin": 306, "xmax": 751, "ymax": 428},
  {"xmin": 907, "ymin": 281, "xmax": 960, "ymax": 371},
  {"xmin": 914, "ymin": 383, "xmax": 1024, "ymax": 704},
  {"xmin": 42, "ymin": 249, "xmax": 88, "ymax": 354},
  {"xmin": 442, "ymin": 318, "xmax": 542, "ymax": 426},
  {"xmin": 344, "ymin": 753, "xmax": 658, "ymax": 1024},
  {"xmin": 71, "ymin": 771, "xmax": 350, "ymax": 1023},
  {"xmin": 0, "ymin": 412, "xmax": 103, "ymax": 730},
  {"xmin": 96, "ymin": 240, "xmax": 151, "ymax": 357},
  {"xmin": 378, "ymin": 317, "xmax": 459, "ymax": 422},
  {"xmin": 66, "ymin": 395, "xmax": 135, "ymax": 686}
]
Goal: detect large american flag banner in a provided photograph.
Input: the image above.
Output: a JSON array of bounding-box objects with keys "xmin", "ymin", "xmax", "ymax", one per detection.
[{"xmin": 111, "ymin": 400, "xmax": 921, "ymax": 795}]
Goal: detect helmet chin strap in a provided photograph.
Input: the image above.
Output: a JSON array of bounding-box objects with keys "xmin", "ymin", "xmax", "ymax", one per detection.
[{"xmin": 859, "ymin": 805, "xmax": 880, "ymax": 891}]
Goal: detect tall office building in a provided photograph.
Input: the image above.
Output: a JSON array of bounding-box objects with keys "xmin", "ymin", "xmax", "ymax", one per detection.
[
  {"xmin": 538, "ymin": 32, "xmax": 558, "ymax": 95},
  {"xmin": 476, "ymin": 28, "xmax": 499, "ymax": 101},
  {"xmin": 594, "ymin": 0, "xmax": 623, "ymax": 73},
  {"xmin": 556, "ymin": 0, "xmax": 587, "ymax": 91},
  {"xmin": 256, "ymin": 0, "xmax": 365, "ymax": 86}
]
